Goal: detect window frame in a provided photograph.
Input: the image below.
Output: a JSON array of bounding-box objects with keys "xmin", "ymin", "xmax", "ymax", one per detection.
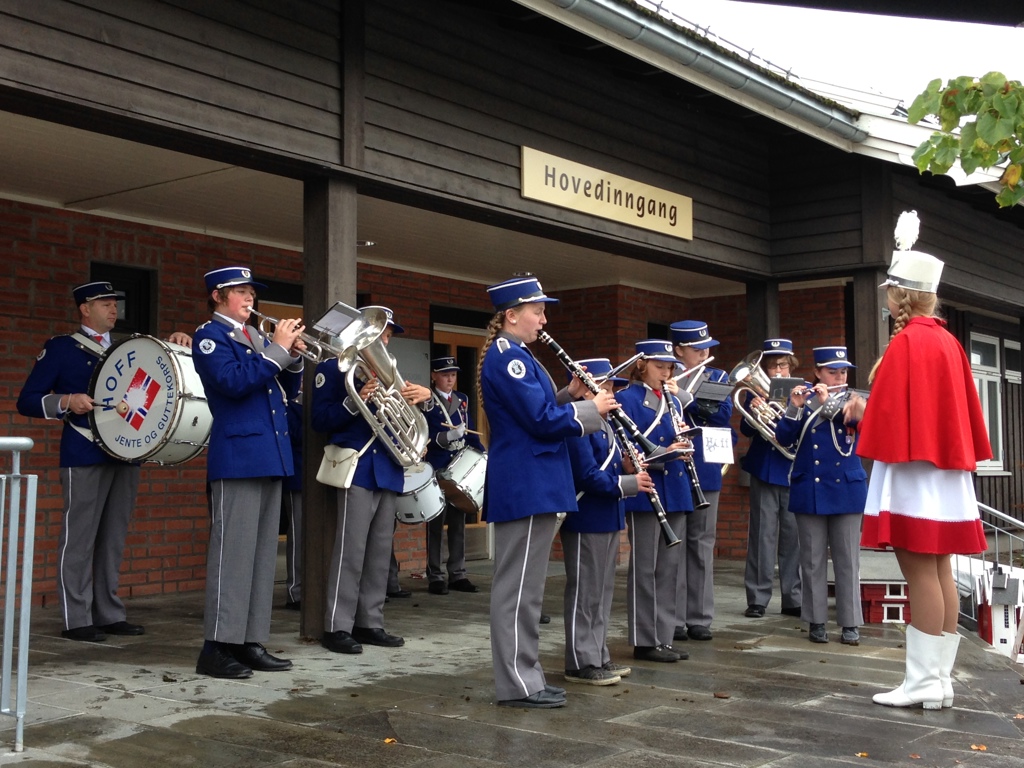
[{"xmin": 970, "ymin": 332, "xmax": 1004, "ymax": 472}]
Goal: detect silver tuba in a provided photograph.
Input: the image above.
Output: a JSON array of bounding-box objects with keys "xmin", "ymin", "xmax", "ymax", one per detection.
[
  {"xmin": 333, "ymin": 306, "xmax": 429, "ymax": 468},
  {"xmin": 727, "ymin": 350, "xmax": 795, "ymax": 461}
]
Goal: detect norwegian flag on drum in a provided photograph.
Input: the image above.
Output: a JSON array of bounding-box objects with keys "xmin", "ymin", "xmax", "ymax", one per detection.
[{"xmin": 120, "ymin": 368, "xmax": 161, "ymax": 431}]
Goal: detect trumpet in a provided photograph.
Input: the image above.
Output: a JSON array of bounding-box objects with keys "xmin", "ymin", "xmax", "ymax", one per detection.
[
  {"xmin": 727, "ymin": 350, "xmax": 795, "ymax": 461},
  {"xmin": 245, "ymin": 307, "xmax": 341, "ymax": 363}
]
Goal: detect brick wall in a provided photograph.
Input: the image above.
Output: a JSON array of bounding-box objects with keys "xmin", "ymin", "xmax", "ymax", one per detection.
[{"xmin": 2, "ymin": 197, "xmax": 849, "ymax": 605}]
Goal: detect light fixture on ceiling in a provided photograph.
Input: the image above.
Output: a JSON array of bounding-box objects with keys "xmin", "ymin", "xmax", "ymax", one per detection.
[{"xmin": 356, "ymin": 240, "xmax": 375, "ymax": 247}]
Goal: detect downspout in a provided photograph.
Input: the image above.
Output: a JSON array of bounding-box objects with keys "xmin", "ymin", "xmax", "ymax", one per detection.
[{"xmin": 520, "ymin": 0, "xmax": 868, "ymax": 149}]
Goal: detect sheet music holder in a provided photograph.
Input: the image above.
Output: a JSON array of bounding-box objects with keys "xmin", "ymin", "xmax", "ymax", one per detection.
[
  {"xmin": 693, "ymin": 379, "xmax": 733, "ymax": 403},
  {"xmin": 313, "ymin": 301, "xmax": 362, "ymax": 337},
  {"xmin": 768, "ymin": 377, "xmax": 804, "ymax": 403}
]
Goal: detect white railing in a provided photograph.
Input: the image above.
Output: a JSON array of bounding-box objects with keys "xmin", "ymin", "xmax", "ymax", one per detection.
[
  {"xmin": 953, "ymin": 503, "xmax": 1024, "ymax": 629},
  {"xmin": 0, "ymin": 437, "xmax": 38, "ymax": 753}
]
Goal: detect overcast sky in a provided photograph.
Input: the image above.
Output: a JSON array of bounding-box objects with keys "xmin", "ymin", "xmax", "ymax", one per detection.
[{"xmin": 660, "ymin": 1, "xmax": 1023, "ymax": 105}]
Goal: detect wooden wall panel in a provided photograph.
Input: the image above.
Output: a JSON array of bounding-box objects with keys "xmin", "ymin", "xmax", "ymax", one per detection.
[
  {"xmin": 0, "ymin": 0, "xmax": 341, "ymax": 166},
  {"xmin": 360, "ymin": 0, "xmax": 776, "ymax": 273}
]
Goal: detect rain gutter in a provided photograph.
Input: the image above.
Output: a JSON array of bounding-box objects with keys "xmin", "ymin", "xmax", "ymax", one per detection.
[{"xmin": 514, "ymin": 0, "xmax": 868, "ymax": 151}]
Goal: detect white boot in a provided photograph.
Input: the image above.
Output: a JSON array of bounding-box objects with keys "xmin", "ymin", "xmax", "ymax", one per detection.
[
  {"xmin": 873, "ymin": 625, "xmax": 944, "ymax": 710},
  {"xmin": 939, "ymin": 631, "xmax": 961, "ymax": 708}
]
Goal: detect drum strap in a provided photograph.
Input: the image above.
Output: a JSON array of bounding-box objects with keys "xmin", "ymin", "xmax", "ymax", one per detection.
[{"xmin": 73, "ymin": 331, "xmax": 106, "ymax": 358}]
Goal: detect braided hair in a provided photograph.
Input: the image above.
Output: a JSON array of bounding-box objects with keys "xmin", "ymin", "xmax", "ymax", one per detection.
[
  {"xmin": 868, "ymin": 286, "xmax": 940, "ymax": 383},
  {"xmin": 476, "ymin": 311, "xmax": 507, "ymax": 411}
]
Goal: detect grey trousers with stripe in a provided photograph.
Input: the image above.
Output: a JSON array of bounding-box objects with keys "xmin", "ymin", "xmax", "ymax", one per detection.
[
  {"xmin": 626, "ymin": 511, "xmax": 684, "ymax": 648},
  {"xmin": 58, "ymin": 464, "xmax": 140, "ymax": 630},
  {"xmin": 204, "ymin": 478, "xmax": 282, "ymax": 643},
  {"xmin": 490, "ymin": 513, "xmax": 558, "ymax": 701},
  {"xmin": 561, "ymin": 529, "xmax": 618, "ymax": 670}
]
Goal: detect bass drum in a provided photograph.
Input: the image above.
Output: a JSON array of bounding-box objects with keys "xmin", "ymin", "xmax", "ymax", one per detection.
[
  {"xmin": 88, "ymin": 334, "xmax": 211, "ymax": 465},
  {"xmin": 395, "ymin": 461, "xmax": 445, "ymax": 525},
  {"xmin": 438, "ymin": 447, "xmax": 487, "ymax": 516}
]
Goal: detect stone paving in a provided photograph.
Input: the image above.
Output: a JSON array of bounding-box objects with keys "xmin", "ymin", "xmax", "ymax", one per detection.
[{"xmin": 2, "ymin": 558, "xmax": 1022, "ymax": 768}]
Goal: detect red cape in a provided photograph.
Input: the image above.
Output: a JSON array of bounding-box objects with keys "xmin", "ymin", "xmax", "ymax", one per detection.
[{"xmin": 857, "ymin": 317, "xmax": 992, "ymax": 469}]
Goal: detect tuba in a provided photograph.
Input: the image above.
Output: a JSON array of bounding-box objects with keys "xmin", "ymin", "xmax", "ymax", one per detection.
[
  {"xmin": 333, "ymin": 306, "xmax": 429, "ymax": 468},
  {"xmin": 727, "ymin": 351, "xmax": 795, "ymax": 461}
]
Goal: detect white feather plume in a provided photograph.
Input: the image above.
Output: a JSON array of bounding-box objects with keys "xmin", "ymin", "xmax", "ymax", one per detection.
[{"xmin": 893, "ymin": 210, "xmax": 919, "ymax": 251}]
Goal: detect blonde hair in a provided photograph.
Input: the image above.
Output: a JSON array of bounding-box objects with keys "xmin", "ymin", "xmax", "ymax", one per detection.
[
  {"xmin": 476, "ymin": 310, "xmax": 510, "ymax": 410},
  {"xmin": 868, "ymin": 286, "xmax": 941, "ymax": 383}
]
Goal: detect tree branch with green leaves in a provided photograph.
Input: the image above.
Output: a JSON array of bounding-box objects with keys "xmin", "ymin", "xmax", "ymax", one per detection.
[{"xmin": 908, "ymin": 72, "xmax": 1024, "ymax": 207}]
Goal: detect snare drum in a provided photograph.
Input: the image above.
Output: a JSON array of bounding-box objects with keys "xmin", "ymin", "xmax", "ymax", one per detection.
[
  {"xmin": 438, "ymin": 447, "xmax": 487, "ymax": 515},
  {"xmin": 88, "ymin": 335, "xmax": 211, "ymax": 465},
  {"xmin": 395, "ymin": 461, "xmax": 445, "ymax": 524}
]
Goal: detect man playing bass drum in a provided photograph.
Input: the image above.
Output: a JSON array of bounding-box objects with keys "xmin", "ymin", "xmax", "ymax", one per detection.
[
  {"xmin": 669, "ymin": 321, "xmax": 735, "ymax": 643},
  {"xmin": 424, "ymin": 356, "xmax": 485, "ymax": 596}
]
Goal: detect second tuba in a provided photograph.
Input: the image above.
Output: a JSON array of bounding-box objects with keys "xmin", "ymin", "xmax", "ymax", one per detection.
[
  {"xmin": 727, "ymin": 350, "xmax": 795, "ymax": 461},
  {"xmin": 333, "ymin": 306, "xmax": 429, "ymax": 468}
]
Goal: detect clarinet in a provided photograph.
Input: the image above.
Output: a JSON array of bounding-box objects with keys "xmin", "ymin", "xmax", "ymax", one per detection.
[
  {"xmin": 666, "ymin": 394, "xmax": 711, "ymax": 510},
  {"xmin": 609, "ymin": 419, "xmax": 682, "ymax": 548},
  {"xmin": 536, "ymin": 331, "xmax": 667, "ymax": 463}
]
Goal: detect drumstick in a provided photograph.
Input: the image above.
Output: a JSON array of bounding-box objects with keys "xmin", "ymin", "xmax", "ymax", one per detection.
[
  {"xmin": 441, "ymin": 420, "xmax": 483, "ymax": 437},
  {"xmin": 93, "ymin": 400, "xmax": 130, "ymax": 414}
]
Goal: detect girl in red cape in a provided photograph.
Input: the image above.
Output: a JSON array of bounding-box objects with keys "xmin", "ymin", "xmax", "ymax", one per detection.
[{"xmin": 844, "ymin": 242, "xmax": 990, "ymax": 712}]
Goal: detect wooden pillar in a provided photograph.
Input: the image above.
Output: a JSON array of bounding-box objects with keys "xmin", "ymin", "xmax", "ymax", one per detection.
[
  {"xmin": 850, "ymin": 269, "xmax": 888, "ymax": 390},
  {"xmin": 745, "ymin": 279, "xmax": 780, "ymax": 350},
  {"xmin": 300, "ymin": 177, "xmax": 358, "ymax": 639}
]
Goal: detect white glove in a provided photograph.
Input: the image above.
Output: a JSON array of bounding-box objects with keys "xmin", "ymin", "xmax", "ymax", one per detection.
[{"xmin": 445, "ymin": 423, "xmax": 467, "ymax": 442}]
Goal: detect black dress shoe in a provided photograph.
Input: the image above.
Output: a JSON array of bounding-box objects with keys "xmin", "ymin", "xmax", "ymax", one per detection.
[
  {"xmin": 673, "ymin": 626, "xmax": 689, "ymax": 641},
  {"xmin": 196, "ymin": 645, "xmax": 253, "ymax": 679},
  {"xmin": 428, "ymin": 581, "xmax": 449, "ymax": 595},
  {"xmin": 386, "ymin": 588, "xmax": 412, "ymax": 599},
  {"xmin": 449, "ymin": 578, "xmax": 479, "ymax": 593},
  {"xmin": 352, "ymin": 626, "xmax": 405, "ymax": 647},
  {"xmin": 539, "ymin": 613, "xmax": 551, "ymax": 625},
  {"xmin": 687, "ymin": 625, "xmax": 713, "ymax": 641},
  {"xmin": 61, "ymin": 625, "xmax": 106, "ymax": 642},
  {"xmin": 229, "ymin": 642, "xmax": 293, "ymax": 671},
  {"xmin": 322, "ymin": 630, "xmax": 363, "ymax": 654},
  {"xmin": 781, "ymin": 605, "xmax": 802, "ymax": 617},
  {"xmin": 284, "ymin": 600, "xmax": 301, "ymax": 611},
  {"xmin": 633, "ymin": 645, "xmax": 681, "ymax": 662},
  {"xmin": 744, "ymin": 604, "xmax": 766, "ymax": 618},
  {"xmin": 544, "ymin": 683, "xmax": 566, "ymax": 696},
  {"xmin": 498, "ymin": 689, "xmax": 566, "ymax": 708},
  {"xmin": 97, "ymin": 621, "xmax": 145, "ymax": 636}
]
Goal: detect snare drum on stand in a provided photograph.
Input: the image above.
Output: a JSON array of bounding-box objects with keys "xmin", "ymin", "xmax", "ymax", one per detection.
[
  {"xmin": 395, "ymin": 461, "xmax": 446, "ymax": 524},
  {"xmin": 88, "ymin": 334, "xmax": 211, "ymax": 465},
  {"xmin": 437, "ymin": 446, "xmax": 487, "ymax": 516}
]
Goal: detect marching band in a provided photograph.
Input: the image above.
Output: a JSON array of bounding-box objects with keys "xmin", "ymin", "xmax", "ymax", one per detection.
[{"xmin": 16, "ymin": 235, "xmax": 986, "ymax": 713}]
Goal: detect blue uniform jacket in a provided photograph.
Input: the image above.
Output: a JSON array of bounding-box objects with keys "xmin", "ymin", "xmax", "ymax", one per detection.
[
  {"xmin": 192, "ymin": 316, "xmax": 301, "ymax": 481},
  {"xmin": 775, "ymin": 404, "xmax": 868, "ymax": 515},
  {"xmin": 480, "ymin": 332, "xmax": 603, "ymax": 523},
  {"xmin": 739, "ymin": 392, "xmax": 794, "ymax": 486},
  {"xmin": 563, "ymin": 420, "xmax": 634, "ymax": 533},
  {"xmin": 424, "ymin": 388, "xmax": 485, "ymax": 471},
  {"xmin": 682, "ymin": 366, "xmax": 735, "ymax": 492},
  {"xmin": 617, "ymin": 383, "xmax": 693, "ymax": 514},
  {"xmin": 282, "ymin": 398, "xmax": 303, "ymax": 492},
  {"xmin": 17, "ymin": 332, "xmax": 121, "ymax": 467},
  {"xmin": 309, "ymin": 358, "xmax": 405, "ymax": 493}
]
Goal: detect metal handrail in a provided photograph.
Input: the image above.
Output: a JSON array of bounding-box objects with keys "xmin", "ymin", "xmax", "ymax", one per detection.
[
  {"xmin": 0, "ymin": 437, "xmax": 38, "ymax": 753},
  {"xmin": 953, "ymin": 502, "xmax": 1024, "ymax": 631}
]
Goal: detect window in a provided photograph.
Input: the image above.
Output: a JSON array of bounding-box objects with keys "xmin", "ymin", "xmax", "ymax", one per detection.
[
  {"xmin": 970, "ymin": 333, "xmax": 1003, "ymax": 471},
  {"xmin": 883, "ymin": 604, "xmax": 904, "ymax": 623},
  {"xmin": 886, "ymin": 583, "xmax": 905, "ymax": 598},
  {"xmin": 1007, "ymin": 341, "xmax": 1021, "ymax": 385},
  {"xmin": 91, "ymin": 263, "xmax": 156, "ymax": 335}
]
